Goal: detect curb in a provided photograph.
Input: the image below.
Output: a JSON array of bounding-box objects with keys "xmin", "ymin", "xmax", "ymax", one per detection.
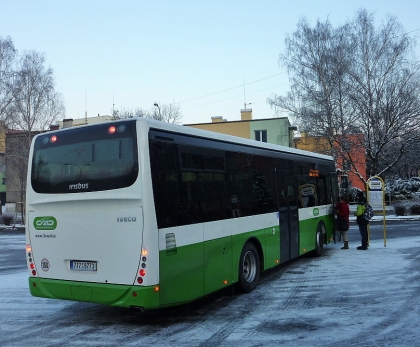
[{"xmin": 0, "ymin": 226, "xmax": 25, "ymax": 231}]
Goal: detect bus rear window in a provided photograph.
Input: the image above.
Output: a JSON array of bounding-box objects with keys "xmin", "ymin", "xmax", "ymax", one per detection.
[{"xmin": 31, "ymin": 121, "xmax": 138, "ymax": 194}]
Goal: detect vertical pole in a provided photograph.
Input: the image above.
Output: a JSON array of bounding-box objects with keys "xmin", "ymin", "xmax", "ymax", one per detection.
[{"xmin": 366, "ymin": 181, "xmax": 370, "ymax": 247}]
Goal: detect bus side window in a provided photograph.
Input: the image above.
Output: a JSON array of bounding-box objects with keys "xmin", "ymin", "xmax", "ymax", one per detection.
[{"xmin": 317, "ymin": 177, "xmax": 327, "ymax": 205}]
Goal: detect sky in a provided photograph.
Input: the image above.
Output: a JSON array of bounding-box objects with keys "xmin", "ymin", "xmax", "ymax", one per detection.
[{"xmin": 1, "ymin": 1, "xmax": 420, "ymax": 126}]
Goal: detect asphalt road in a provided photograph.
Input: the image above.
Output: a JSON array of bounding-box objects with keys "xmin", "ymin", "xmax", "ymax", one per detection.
[{"xmin": 0, "ymin": 221, "xmax": 419, "ymax": 346}]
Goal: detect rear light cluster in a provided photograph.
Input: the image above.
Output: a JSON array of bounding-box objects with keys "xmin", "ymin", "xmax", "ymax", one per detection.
[
  {"xmin": 41, "ymin": 135, "xmax": 57, "ymax": 144},
  {"xmin": 107, "ymin": 124, "xmax": 126, "ymax": 134},
  {"xmin": 136, "ymin": 248, "xmax": 148, "ymax": 284},
  {"xmin": 26, "ymin": 244, "xmax": 37, "ymax": 276}
]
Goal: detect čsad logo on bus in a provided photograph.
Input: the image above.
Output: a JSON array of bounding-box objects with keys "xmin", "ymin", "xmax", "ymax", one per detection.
[
  {"xmin": 34, "ymin": 217, "xmax": 57, "ymax": 230},
  {"xmin": 313, "ymin": 208, "xmax": 319, "ymax": 216}
]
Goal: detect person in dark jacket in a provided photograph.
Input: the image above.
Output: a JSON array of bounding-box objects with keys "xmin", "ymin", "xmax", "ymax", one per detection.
[{"xmin": 354, "ymin": 191, "xmax": 369, "ymax": 250}]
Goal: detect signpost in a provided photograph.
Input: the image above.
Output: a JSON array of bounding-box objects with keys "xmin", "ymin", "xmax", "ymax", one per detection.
[{"xmin": 367, "ymin": 176, "xmax": 386, "ymax": 247}]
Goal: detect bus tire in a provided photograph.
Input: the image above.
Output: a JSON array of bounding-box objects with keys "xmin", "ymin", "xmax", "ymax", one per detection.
[
  {"xmin": 237, "ymin": 242, "xmax": 261, "ymax": 293},
  {"xmin": 314, "ymin": 222, "xmax": 325, "ymax": 257}
]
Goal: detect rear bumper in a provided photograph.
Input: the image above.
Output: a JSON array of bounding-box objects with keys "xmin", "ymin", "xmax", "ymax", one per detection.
[{"xmin": 28, "ymin": 277, "xmax": 160, "ymax": 309}]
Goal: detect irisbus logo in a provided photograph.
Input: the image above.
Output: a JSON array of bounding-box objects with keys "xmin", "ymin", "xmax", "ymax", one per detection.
[{"xmin": 34, "ymin": 217, "xmax": 57, "ymax": 230}]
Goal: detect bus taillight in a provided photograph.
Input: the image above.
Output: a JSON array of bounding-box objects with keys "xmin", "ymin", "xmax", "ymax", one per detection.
[
  {"xmin": 135, "ymin": 248, "xmax": 148, "ymax": 285},
  {"xmin": 108, "ymin": 124, "xmax": 126, "ymax": 134},
  {"xmin": 26, "ymin": 244, "xmax": 37, "ymax": 276}
]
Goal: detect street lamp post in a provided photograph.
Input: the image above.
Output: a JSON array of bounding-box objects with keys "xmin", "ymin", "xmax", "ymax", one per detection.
[
  {"xmin": 288, "ymin": 126, "xmax": 297, "ymax": 148},
  {"xmin": 154, "ymin": 103, "xmax": 161, "ymax": 119}
]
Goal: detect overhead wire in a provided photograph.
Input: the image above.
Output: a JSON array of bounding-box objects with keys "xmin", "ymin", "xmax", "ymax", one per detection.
[
  {"xmin": 181, "ymin": 83, "xmax": 289, "ymax": 110},
  {"xmin": 181, "ymin": 28, "xmax": 420, "ymax": 110},
  {"xmin": 179, "ymin": 72, "xmax": 287, "ymax": 104}
]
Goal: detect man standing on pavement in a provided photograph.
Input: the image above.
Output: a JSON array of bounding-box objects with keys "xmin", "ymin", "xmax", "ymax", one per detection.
[{"xmin": 354, "ymin": 191, "xmax": 369, "ymax": 250}]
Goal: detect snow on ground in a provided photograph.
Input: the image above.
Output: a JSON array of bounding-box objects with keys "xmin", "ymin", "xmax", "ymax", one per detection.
[
  {"xmin": 0, "ymin": 230, "xmax": 419, "ymax": 346},
  {"xmin": 0, "ymin": 271, "xmax": 28, "ymax": 289}
]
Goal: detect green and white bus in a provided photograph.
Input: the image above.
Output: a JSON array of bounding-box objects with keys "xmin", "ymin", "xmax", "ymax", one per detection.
[{"xmin": 26, "ymin": 118, "xmax": 338, "ymax": 310}]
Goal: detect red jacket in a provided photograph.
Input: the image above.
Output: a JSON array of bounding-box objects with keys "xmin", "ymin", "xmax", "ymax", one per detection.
[{"xmin": 336, "ymin": 201, "xmax": 350, "ymax": 220}]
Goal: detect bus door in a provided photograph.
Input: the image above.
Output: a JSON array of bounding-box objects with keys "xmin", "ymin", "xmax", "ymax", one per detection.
[
  {"xmin": 277, "ymin": 169, "xmax": 300, "ymax": 263},
  {"xmin": 330, "ymin": 171, "xmax": 340, "ymax": 243}
]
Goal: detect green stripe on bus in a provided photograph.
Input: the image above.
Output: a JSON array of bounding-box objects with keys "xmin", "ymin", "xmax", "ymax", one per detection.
[
  {"xmin": 158, "ymin": 226, "xmax": 281, "ymax": 306},
  {"xmin": 299, "ymin": 216, "xmax": 334, "ymax": 254}
]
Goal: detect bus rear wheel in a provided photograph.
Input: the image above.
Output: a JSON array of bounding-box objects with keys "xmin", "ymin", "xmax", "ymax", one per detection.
[{"xmin": 237, "ymin": 242, "xmax": 261, "ymax": 293}]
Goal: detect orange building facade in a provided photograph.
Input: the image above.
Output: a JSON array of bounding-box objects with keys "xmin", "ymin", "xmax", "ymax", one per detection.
[{"xmin": 295, "ymin": 133, "xmax": 366, "ymax": 191}]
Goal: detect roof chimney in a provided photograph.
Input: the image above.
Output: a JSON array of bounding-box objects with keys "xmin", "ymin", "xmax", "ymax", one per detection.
[
  {"xmin": 49, "ymin": 124, "xmax": 60, "ymax": 131},
  {"xmin": 240, "ymin": 108, "xmax": 252, "ymax": 121},
  {"xmin": 63, "ymin": 118, "xmax": 73, "ymax": 128},
  {"xmin": 211, "ymin": 116, "xmax": 223, "ymax": 123}
]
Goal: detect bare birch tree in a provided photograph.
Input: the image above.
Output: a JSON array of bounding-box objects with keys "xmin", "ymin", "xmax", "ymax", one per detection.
[
  {"xmin": 10, "ymin": 51, "xmax": 64, "ymax": 137},
  {"xmin": 0, "ymin": 36, "xmax": 16, "ymax": 122},
  {"xmin": 0, "ymin": 36, "xmax": 17, "ymax": 207},
  {"xmin": 6, "ymin": 50, "xmax": 64, "ymax": 210},
  {"xmin": 268, "ymin": 9, "xmax": 420, "ymax": 183}
]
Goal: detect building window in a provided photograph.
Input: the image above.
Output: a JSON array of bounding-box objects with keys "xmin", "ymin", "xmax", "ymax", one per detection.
[
  {"xmin": 255, "ymin": 130, "xmax": 267, "ymax": 142},
  {"xmin": 1, "ymin": 177, "xmax": 5, "ymax": 185}
]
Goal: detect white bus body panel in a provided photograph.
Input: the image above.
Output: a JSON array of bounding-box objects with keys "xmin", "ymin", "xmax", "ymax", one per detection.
[
  {"xmin": 25, "ymin": 119, "xmax": 162, "ymax": 287},
  {"xmin": 27, "ymin": 199, "xmax": 143, "ymax": 285},
  {"xmin": 158, "ymin": 213, "xmax": 278, "ymax": 250}
]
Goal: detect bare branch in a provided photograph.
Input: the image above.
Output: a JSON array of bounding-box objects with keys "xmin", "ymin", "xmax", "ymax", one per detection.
[
  {"xmin": 268, "ymin": 9, "xmax": 420, "ymax": 182},
  {"xmin": 112, "ymin": 101, "xmax": 183, "ymax": 124}
]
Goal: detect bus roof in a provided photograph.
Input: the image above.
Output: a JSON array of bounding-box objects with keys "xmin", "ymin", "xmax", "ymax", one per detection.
[
  {"xmin": 36, "ymin": 117, "xmax": 333, "ymax": 163},
  {"xmin": 140, "ymin": 117, "xmax": 334, "ymax": 162}
]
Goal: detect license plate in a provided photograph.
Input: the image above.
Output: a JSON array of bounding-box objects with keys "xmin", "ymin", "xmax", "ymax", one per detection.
[{"xmin": 70, "ymin": 260, "xmax": 97, "ymax": 271}]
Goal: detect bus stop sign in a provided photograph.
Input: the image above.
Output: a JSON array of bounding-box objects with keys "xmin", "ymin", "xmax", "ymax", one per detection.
[{"xmin": 368, "ymin": 177, "xmax": 382, "ymax": 191}]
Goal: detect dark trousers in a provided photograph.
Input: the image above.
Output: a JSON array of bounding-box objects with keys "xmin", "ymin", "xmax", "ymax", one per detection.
[{"xmin": 358, "ymin": 223, "xmax": 368, "ymax": 248}]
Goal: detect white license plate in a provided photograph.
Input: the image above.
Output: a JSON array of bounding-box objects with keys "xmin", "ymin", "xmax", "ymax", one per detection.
[{"xmin": 70, "ymin": 260, "xmax": 97, "ymax": 271}]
